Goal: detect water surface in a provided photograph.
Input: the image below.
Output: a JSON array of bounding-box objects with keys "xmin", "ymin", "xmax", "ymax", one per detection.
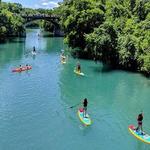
[{"xmin": 0, "ymin": 29, "xmax": 150, "ymax": 150}]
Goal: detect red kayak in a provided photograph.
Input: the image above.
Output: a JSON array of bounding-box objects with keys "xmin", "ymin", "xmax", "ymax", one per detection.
[{"xmin": 12, "ymin": 66, "xmax": 32, "ymax": 72}]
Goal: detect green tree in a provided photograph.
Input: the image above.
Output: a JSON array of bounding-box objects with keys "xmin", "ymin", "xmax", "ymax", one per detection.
[
  {"xmin": 58, "ymin": 0, "xmax": 150, "ymax": 75},
  {"xmin": 59, "ymin": 0, "xmax": 104, "ymax": 49}
]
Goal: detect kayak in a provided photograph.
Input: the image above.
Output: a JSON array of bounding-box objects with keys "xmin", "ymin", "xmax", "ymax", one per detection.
[
  {"xmin": 128, "ymin": 125, "xmax": 150, "ymax": 144},
  {"xmin": 12, "ymin": 66, "xmax": 32, "ymax": 72},
  {"xmin": 74, "ymin": 70, "xmax": 84, "ymax": 76},
  {"xmin": 78, "ymin": 108, "xmax": 92, "ymax": 126}
]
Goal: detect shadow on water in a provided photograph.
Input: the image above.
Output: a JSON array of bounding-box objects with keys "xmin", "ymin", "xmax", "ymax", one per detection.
[
  {"xmin": 42, "ymin": 35, "xmax": 54, "ymax": 37},
  {"xmin": 91, "ymin": 63, "xmax": 150, "ymax": 80},
  {"xmin": 101, "ymin": 64, "xmax": 114, "ymax": 73},
  {"xmin": 8, "ymin": 38, "xmax": 25, "ymax": 43},
  {"xmin": 90, "ymin": 63, "xmax": 114, "ymax": 74},
  {"xmin": 101, "ymin": 62, "xmax": 150, "ymax": 79}
]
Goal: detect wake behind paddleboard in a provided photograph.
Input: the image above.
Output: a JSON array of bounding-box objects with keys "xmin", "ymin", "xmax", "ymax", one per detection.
[{"xmin": 128, "ymin": 125, "xmax": 150, "ymax": 144}]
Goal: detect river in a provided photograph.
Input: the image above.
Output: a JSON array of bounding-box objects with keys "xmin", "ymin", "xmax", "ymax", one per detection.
[{"xmin": 0, "ymin": 29, "xmax": 150, "ymax": 150}]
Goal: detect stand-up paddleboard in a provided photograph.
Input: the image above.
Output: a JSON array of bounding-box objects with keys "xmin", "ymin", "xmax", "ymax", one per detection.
[
  {"xmin": 128, "ymin": 125, "xmax": 150, "ymax": 144},
  {"xmin": 32, "ymin": 51, "xmax": 36, "ymax": 55},
  {"xmin": 78, "ymin": 108, "xmax": 91, "ymax": 126},
  {"xmin": 12, "ymin": 66, "xmax": 32, "ymax": 72},
  {"xmin": 74, "ymin": 70, "xmax": 84, "ymax": 76},
  {"xmin": 61, "ymin": 60, "xmax": 66, "ymax": 64}
]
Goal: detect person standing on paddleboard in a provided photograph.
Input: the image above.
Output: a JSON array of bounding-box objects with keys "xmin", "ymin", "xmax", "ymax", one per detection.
[
  {"xmin": 83, "ymin": 98, "xmax": 88, "ymax": 118},
  {"xmin": 76, "ymin": 61, "xmax": 81, "ymax": 73},
  {"xmin": 136, "ymin": 111, "xmax": 144, "ymax": 134},
  {"xmin": 61, "ymin": 52, "xmax": 66, "ymax": 62},
  {"xmin": 33, "ymin": 46, "xmax": 36, "ymax": 52}
]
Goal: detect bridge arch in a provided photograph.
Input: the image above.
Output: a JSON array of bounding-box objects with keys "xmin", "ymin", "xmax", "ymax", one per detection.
[{"xmin": 22, "ymin": 14, "xmax": 63, "ymax": 36}]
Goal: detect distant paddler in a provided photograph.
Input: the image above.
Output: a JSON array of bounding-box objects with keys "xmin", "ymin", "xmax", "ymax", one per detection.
[
  {"xmin": 33, "ymin": 46, "xmax": 36, "ymax": 52},
  {"xmin": 76, "ymin": 61, "xmax": 81, "ymax": 73},
  {"xmin": 32, "ymin": 46, "xmax": 36, "ymax": 55},
  {"xmin": 60, "ymin": 52, "xmax": 66, "ymax": 63},
  {"xmin": 74, "ymin": 61, "xmax": 84, "ymax": 76}
]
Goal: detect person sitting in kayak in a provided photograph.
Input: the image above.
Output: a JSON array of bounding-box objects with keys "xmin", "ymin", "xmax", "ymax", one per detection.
[
  {"xmin": 19, "ymin": 65, "xmax": 22, "ymax": 71},
  {"xmin": 26, "ymin": 64, "xmax": 29, "ymax": 69},
  {"xmin": 135, "ymin": 112, "xmax": 144, "ymax": 134},
  {"xmin": 83, "ymin": 98, "xmax": 88, "ymax": 118},
  {"xmin": 76, "ymin": 61, "xmax": 81, "ymax": 73}
]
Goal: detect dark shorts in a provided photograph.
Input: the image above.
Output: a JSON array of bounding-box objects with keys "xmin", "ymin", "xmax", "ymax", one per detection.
[
  {"xmin": 84, "ymin": 107, "xmax": 87, "ymax": 111},
  {"xmin": 138, "ymin": 121, "xmax": 142, "ymax": 125}
]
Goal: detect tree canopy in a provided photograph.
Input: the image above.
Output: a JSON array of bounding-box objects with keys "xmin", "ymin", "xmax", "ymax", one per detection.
[{"xmin": 58, "ymin": 0, "xmax": 150, "ymax": 75}]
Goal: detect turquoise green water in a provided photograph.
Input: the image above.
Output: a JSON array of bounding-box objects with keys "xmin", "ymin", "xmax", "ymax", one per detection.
[{"xmin": 0, "ymin": 29, "xmax": 150, "ymax": 150}]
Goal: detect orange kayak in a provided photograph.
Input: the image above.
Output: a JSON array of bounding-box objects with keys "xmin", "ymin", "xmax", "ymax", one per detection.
[{"xmin": 12, "ymin": 66, "xmax": 32, "ymax": 72}]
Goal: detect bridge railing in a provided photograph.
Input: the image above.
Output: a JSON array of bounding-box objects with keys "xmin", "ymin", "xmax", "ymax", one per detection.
[
  {"xmin": 13, "ymin": 13, "xmax": 59, "ymax": 18},
  {"xmin": 20, "ymin": 14, "xmax": 59, "ymax": 18}
]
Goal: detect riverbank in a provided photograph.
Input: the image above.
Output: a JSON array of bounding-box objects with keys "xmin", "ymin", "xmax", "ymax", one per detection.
[{"xmin": 71, "ymin": 49, "xmax": 150, "ymax": 78}]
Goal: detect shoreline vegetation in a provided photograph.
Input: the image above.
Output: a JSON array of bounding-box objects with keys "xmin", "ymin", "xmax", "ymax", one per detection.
[
  {"xmin": 1, "ymin": 0, "xmax": 150, "ymax": 76},
  {"xmin": 57, "ymin": 0, "xmax": 150, "ymax": 76}
]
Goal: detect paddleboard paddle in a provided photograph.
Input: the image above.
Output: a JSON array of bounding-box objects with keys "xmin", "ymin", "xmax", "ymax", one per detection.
[{"xmin": 69, "ymin": 102, "xmax": 80, "ymax": 108}]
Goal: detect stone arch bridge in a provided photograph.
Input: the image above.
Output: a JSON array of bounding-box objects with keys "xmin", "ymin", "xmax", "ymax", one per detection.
[{"xmin": 21, "ymin": 14, "xmax": 63, "ymax": 36}]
